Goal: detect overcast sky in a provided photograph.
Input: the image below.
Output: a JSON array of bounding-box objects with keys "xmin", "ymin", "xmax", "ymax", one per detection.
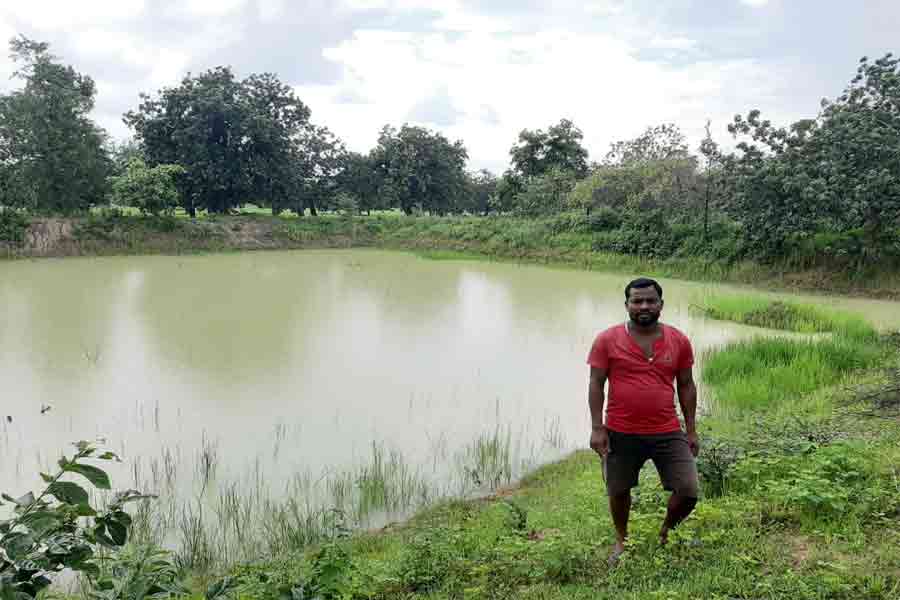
[{"xmin": 1, "ymin": 0, "xmax": 897, "ymax": 172}]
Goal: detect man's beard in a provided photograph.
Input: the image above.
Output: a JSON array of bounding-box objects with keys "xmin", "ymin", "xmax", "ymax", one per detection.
[{"xmin": 630, "ymin": 312, "xmax": 660, "ymax": 326}]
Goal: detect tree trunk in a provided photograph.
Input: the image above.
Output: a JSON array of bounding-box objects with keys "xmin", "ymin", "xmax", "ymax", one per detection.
[{"xmin": 703, "ymin": 180, "xmax": 711, "ymax": 242}]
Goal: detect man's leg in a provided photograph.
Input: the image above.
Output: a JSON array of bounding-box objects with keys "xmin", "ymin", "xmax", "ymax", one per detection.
[
  {"xmin": 603, "ymin": 431, "xmax": 642, "ymax": 563},
  {"xmin": 609, "ymin": 491, "xmax": 632, "ymax": 555},
  {"xmin": 650, "ymin": 432, "xmax": 699, "ymax": 544},
  {"xmin": 659, "ymin": 493, "xmax": 697, "ymax": 544}
]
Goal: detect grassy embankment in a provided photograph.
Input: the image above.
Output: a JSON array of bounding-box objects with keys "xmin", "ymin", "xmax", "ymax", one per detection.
[
  {"xmin": 194, "ymin": 295, "xmax": 900, "ymax": 600},
  {"xmin": 4, "ymin": 210, "xmax": 900, "ymax": 299}
]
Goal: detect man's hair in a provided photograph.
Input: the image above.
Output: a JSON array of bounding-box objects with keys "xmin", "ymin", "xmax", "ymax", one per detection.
[{"xmin": 624, "ymin": 277, "xmax": 663, "ymax": 301}]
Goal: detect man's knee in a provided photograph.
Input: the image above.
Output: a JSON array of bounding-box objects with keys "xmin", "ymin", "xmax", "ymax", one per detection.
[
  {"xmin": 609, "ymin": 490, "xmax": 631, "ymax": 503},
  {"xmin": 672, "ymin": 487, "xmax": 698, "ymax": 510}
]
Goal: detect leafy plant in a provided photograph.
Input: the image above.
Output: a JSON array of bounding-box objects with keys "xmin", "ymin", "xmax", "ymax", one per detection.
[
  {"xmin": 107, "ymin": 159, "xmax": 185, "ymax": 217},
  {"xmin": 89, "ymin": 544, "xmax": 185, "ymax": 600},
  {"xmin": 695, "ymin": 437, "xmax": 744, "ymax": 497},
  {"xmin": 0, "ymin": 209, "xmax": 29, "ymax": 246},
  {"xmin": 0, "ymin": 440, "xmax": 152, "ymax": 600}
]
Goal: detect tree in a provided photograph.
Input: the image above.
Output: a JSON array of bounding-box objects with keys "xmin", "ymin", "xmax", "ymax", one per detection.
[
  {"xmin": 125, "ymin": 68, "xmax": 311, "ymax": 216},
  {"xmin": 604, "ymin": 123, "xmax": 692, "ymax": 166},
  {"xmin": 509, "ymin": 119, "xmax": 588, "ymax": 180},
  {"xmin": 243, "ymin": 73, "xmax": 313, "ymax": 215},
  {"xmin": 466, "ymin": 169, "xmax": 498, "ymax": 215},
  {"xmin": 698, "ymin": 120, "xmax": 723, "ymax": 242},
  {"xmin": 371, "ymin": 125, "xmax": 469, "ymax": 215},
  {"xmin": 491, "ymin": 170, "xmax": 524, "ymax": 214},
  {"xmin": 513, "ymin": 167, "xmax": 578, "ymax": 216},
  {"xmin": 0, "ymin": 36, "xmax": 110, "ymax": 213},
  {"xmin": 107, "ymin": 138, "xmax": 144, "ymax": 178},
  {"xmin": 718, "ymin": 53, "xmax": 900, "ymax": 262},
  {"xmin": 337, "ymin": 151, "xmax": 382, "ymax": 214},
  {"xmin": 108, "ymin": 158, "xmax": 185, "ymax": 216},
  {"xmin": 812, "ymin": 54, "xmax": 900, "ymax": 254},
  {"xmin": 296, "ymin": 124, "xmax": 345, "ymax": 216},
  {"xmin": 585, "ymin": 124, "xmax": 701, "ymax": 217}
]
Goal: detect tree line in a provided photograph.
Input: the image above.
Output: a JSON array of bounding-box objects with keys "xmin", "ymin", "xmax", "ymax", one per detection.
[{"xmin": 1, "ymin": 35, "xmax": 898, "ymax": 266}]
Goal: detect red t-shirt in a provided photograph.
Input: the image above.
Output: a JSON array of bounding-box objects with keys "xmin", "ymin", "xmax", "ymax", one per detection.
[{"xmin": 586, "ymin": 323, "xmax": 694, "ymax": 434}]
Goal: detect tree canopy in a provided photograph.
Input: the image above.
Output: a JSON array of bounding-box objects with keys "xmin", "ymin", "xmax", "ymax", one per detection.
[
  {"xmin": 124, "ymin": 68, "xmax": 311, "ymax": 215},
  {"xmin": 0, "ymin": 36, "xmax": 110, "ymax": 213},
  {"xmin": 716, "ymin": 53, "xmax": 900, "ymax": 262},
  {"xmin": 509, "ymin": 119, "xmax": 589, "ymax": 180},
  {"xmin": 370, "ymin": 125, "xmax": 469, "ymax": 215}
]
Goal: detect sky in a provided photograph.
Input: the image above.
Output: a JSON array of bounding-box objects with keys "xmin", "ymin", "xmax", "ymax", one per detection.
[{"xmin": 0, "ymin": 0, "xmax": 897, "ymax": 173}]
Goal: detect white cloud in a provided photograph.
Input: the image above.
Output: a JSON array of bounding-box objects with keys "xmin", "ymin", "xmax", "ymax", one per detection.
[
  {"xmin": 0, "ymin": 0, "xmax": 145, "ymax": 29},
  {"xmin": 740, "ymin": 0, "xmax": 770, "ymax": 7},
  {"xmin": 0, "ymin": 20, "xmax": 15, "ymax": 91},
  {"xmin": 170, "ymin": 0, "xmax": 248, "ymax": 18},
  {"xmin": 257, "ymin": 0, "xmax": 286, "ymax": 22},
  {"xmin": 583, "ymin": 1, "xmax": 627, "ymax": 16},
  {"xmin": 298, "ymin": 20, "xmax": 788, "ymax": 171},
  {"xmin": 648, "ymin": 35, "xmax": 697, "ymax": 50}
]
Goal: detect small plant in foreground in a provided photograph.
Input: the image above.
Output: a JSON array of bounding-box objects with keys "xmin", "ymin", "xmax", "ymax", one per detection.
[
  {"xmin": 89, "ymin": 544, "xmax": 185, "ymax": 600},
  {"xmin": 695, "ymin": 436, "xmax": 744, "ymax": 497},
  {"xmin": 0, "ymin": 440, "xmax": 151, "ymax": 600}
]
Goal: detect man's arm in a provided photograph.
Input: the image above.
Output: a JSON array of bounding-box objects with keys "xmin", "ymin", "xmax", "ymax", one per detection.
[
  {"xmin": 589, "ymin": 367, "xmax": 609, "ymax": 456},
  {"xmin": 676, "ymin": 367, "xmax": 699, "ymax": 456}
]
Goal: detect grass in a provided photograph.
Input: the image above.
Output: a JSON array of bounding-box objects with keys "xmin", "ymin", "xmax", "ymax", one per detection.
[
  {"xmin": 696, "ymin": 293, "xmax": 887, "ymax": 414},
  {"xmin": 123, "ymin": 426, "xmax": 527, "ymax": 573},
  {"xmin": 702, "ymin": 337, "xmax": 885, "ymax": 413},
  {"xmin": 695, "ymin": 293, "xmax": 879, "ymax": 340}
]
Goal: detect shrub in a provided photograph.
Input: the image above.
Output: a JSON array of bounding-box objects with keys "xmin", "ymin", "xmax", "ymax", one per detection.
[
  {"xmin": 0, "ymin": 441, "xmax": 151, "ymax": 600},
  {"xmin": 696, "ymin": 437, "xmax": 744, "ymax": 497},
  {"xmin": 0, "ymin": 209, "xmax": 29, "ymax": 246},
  {"xmin": 108, "ymin": 159, "xmax": 185, "ymax": 216},
  {"xmin": 587, "ymin": 206, "xmax": 623, "ymax": 232}
]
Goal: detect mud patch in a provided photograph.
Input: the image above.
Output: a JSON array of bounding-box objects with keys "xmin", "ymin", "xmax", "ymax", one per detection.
[{"xmin": 24, "ymin": 218, "xmax": 75, "ymax": 256}]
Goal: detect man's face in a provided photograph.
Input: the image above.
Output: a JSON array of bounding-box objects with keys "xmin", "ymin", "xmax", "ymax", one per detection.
[{"xmin": 626, "ymin": 286, "xmax": 663, "ymax": 327}]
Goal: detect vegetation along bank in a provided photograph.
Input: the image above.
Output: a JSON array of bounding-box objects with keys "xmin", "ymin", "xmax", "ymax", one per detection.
[{"xmin": 4, "ymin": 211, "xmax": 900, "ymax": 300}]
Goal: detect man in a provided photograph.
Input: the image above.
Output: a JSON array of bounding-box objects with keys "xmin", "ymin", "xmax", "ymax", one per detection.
[{"xmin": 587, "ymin": 277, "xmax": 699, "ymax": 564}]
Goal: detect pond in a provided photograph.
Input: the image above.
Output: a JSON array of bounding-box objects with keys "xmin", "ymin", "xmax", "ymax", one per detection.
[{"xmin": 2, "ymin": 250, "xmax": 898, "ymax": 560}]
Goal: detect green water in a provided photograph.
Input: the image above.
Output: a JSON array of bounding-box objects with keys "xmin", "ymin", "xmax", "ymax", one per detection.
[{"xmin": 2, "ymin": 249, "xmax": 899, "ymax": 500}]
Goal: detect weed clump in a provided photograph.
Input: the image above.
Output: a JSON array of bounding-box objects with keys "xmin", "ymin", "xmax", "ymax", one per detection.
[
  {"xmin": 702, "ymin": 336, "xmax": 884, "ymax": 412},
  {"xmin": 696, "ymin": 294, "xmax": 878, "ymax": 340}
]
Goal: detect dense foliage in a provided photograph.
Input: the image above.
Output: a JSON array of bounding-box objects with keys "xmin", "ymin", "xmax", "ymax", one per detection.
[
  {"xmin": 108, "ymin": 159, "xmax": 185, "ymax": 216},
  {"xmin": 0, "ymin": 37, "xmax": 110, "ymax": 214},
  {"xmin": 0, "ymin": 441, "xmax": 152, "ymax": 600},
  {"xmin": 2, "ymin": 34, "xmax": 899, "ymax": 268}
]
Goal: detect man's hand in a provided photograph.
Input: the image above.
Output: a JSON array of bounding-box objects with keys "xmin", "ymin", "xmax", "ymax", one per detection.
[
  {"xmin": 687, "ymin": 431, "xmax": 700, "ymax": 457},
  {"xmin": 590, "ymin": 427, "xmax": 609, "ymax": 457}
]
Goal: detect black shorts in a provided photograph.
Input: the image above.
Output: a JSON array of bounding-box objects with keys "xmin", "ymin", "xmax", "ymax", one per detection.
[{"xmin": 603, "ymin": 429, "xmax": 699, "ymax": 498}]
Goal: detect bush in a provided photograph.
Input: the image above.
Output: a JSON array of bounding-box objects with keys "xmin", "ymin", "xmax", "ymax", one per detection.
[
  {"xmin": 108, "ymin": 159, "xmax": 185, "ymax": 216},
  {"xmin": 587, "ymin": 206, "xmax": 623, "ymax": 232},
  {"xmin": 0, "ymin": 209, "xmax": 29, "ymax": 246},
  {"xmin": 611, "ymin": 208, "xmax": 678, "ymax": 258},
  {"xmin": 0, "ymin": 441, "xmax": 151, "ymax": 600},
  {"xmin": 74, "ymin": 207, "xmax": 127, "ymax": 241},
  {"xmin": 696, "ymin": 437, "xmax": 744, "ymax": 497}
]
